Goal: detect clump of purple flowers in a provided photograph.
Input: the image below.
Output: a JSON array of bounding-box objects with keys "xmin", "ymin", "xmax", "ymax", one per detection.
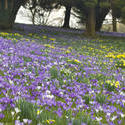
[{"xmin": 0, "ymin": 32, "xmax": 124, "ymax": 125}]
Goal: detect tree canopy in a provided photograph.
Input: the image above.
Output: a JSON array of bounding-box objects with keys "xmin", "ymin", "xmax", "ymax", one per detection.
[{"xmin": 0, "ymin": 0, "xmax": 125, "ymax": 36}]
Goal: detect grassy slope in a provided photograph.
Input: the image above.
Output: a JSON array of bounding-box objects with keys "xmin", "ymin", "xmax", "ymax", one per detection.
[{"xmin": 0, "ymin": 24, "xmax": 125, "ymax": 125}]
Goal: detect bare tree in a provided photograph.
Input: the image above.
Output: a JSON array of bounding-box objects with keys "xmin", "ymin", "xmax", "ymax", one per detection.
[{"xmin": 23, "ymin": 0, "xmax": 52, "ymax": 25}]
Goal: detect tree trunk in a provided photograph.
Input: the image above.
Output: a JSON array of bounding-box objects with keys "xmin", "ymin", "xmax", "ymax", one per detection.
[
  {"xmin": 0, "ymin": 0, "xmax": 27, "ymax": 30},
  {"xmin": 30, "ymin": 8, "xmax": 37, "ymax": 25},
  {"xmin": 63, "ymin": 4, "xmax": 71, "ymax": 28},
  {"xmin": 112, "ymin": 11, "xmax": 117, "ymax": 32},
  {"xmin": 111, "ymin": 0, "xmax": 117, "ymax": 32},
  {"xmin": 0, "ymin": 0, "xmax": 13, "ymax": 29},
  {"xmin": 95, "ymin": 7, "xmax": 110, "ymax": 31},
  {"xmin": 86, "ymin": 7, "xmax": 96, "ymax": 37}
]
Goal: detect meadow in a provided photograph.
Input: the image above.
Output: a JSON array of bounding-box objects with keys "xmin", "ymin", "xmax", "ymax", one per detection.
[{"xmin": 0, "ymin": 24, "xmax": 125, "ymax": 125}]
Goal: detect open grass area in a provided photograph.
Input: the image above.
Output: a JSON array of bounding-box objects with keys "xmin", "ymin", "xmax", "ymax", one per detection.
[{"xmin": 0, "ymin": 25, "xmax": 125, "ymax": 125}]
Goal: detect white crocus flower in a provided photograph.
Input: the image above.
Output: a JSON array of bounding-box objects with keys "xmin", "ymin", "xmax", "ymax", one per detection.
[
  {"xmin": 95, "ymin": 109, "xmax": 99, "ymax": 113},
  {"xmin": 46, "ymin": 94, "xmax": 54, "ymax": 99},
  {"xmin": 120, "ymin": 92, "xmax": 125, "ymax": 96},
  {"xmin": 46, "ymin": 90, "xmax": 51, "ymax": 94},
  {"xmin": 11, "ymin": 111, "xmax": 15, "ymax": 116},
  {"xmin": 59, "ymin": 92, "xmax": 64, "ymax": 95},
  {"xmin": 122, "ymin": 100, "xmax": 125, "ymax": 104},
  {"xmin": 37, "ymin": 86, "xmax": 41, "ymax": 90},
  {"xmin": 23, "ymin": 119, "xmax": 28, "ymax": 123},
  {"xmin": 15, "ymin": 107, "xmax": 21, "ymax": 113},
  {"xmin": 96, "ymin": 117, "xmax": 102, "ymax": 121},
  {"xmin": 9, "ymin": 80, "xmax": 14, "ymax": 84},
  {"xmin": 65, "ymin": 116, "xmax": 69, "ymax": 119},
  {"xmin": 0, "ymin": 108, "xmax": 2, "ymax": 112},
  {"xmin": 99, "ymin": 106, "xmax": 103, "ymax": 111},
  {"xmin": 120, "ymin": 113, "xmax": 125, "ymax": 118},
  {"xmin": 17, "ymin": 116, "xmax": 20, "ymax": 119},
  {"xmin": 107, "ymin": 113, "xmax": 111, "ymax": 117},
  {"xmin": 111, "ymin": 116, "xmax": 117, "ymax": 121}
]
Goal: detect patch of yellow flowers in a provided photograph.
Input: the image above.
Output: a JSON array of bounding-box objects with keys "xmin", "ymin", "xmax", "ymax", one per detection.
[
  {"xmin": 67, "ymin": 59, "xmax": 81, "ymax": 64},
  {"xmin": 116, "ymin": 54, "xmax": 125, "ymax": 58},
  {"xmin": 121, "ymin": 59, "xmax": 125, "ymax": 66},
  {"xmin": 37, "ymin": 110, "xmax": 40, "ymax": 115},
  {"xmin": 106, "ymin": 53, "xmax": 125, "ymax": 59},
  {"xmin": 43, "ymin": 35, "xmax": 47, "ymax": 39},
  {"xmin": 68, "ymin": 47, "xmax": 73, "ymax": 50},
  {"xmin": 65, "ymin": 47, "xmax": 73, "ymax": 54},
  {"xmin": 105, "ymin": 52, "xmax": 125, "ymax": 67},
  {"xmin": 13, "ymin": 33, "xmax": 23, "ymax": 37},
  {"xmin": 46, "ymin": 119, "xmax": 55, "ymax": 124},
  {"xmin": 0, "ymin": 32, "xmax": 23, "ymax": 37},
  {"xmin": 115, "ymin": 59, "xmax": 125, "ymax": 67},
  {"xmin": 74, "ymin": 59, "xmax": 81, "ymax": 63},
  {"xmin": 65, "ymin": 50, "xmax": 71, "ymax": 54},
  {"xmin": 49, "ymin": 38, "xmax": 56, "ymax": 41},
  {"xmin": 0, "ymin": 32, "xmax": 9, "ymax": 36},
  {"xmin": 106, "ymin": 80, "xmax": 120, "ymax": 88},
  {"xmin": 105, "ymin": 52, "xmax": 116, "ymax": 58},
  {"xmin": 44, "ymin": 44, "xmax": 55, "ymax": 49}
]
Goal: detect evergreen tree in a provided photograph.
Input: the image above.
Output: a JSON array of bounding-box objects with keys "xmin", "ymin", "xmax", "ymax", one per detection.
[
  {"xmin": 74, "ymin": 0, "xmax": 97, "ymax": 36},
  {"xmin": 0, "ymin": 0, "xmax": 27, "ymax": 30},
  {"xmin": 74, "ymin": 0, "xmax": 110, "ymax": 32},
  {"xmin": 110, "ymin": 0, "xmax": 125, "ymax": 31}
]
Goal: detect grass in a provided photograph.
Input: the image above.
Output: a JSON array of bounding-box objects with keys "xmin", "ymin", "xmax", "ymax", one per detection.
[{"xmin": 0, "ymin": 26, "xmax": 125, "ymax": 125}]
